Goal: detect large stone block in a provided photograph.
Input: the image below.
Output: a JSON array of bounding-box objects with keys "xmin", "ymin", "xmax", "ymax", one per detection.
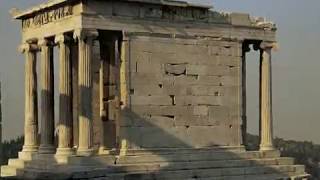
[
  {"xmin": 210, "ymin": 45, "xmax": 242, "ymax": 57},
  {"xmin": 175, "ymin": 44, "xmax": 209, "ymax": 55},
  {"xmin": 132, "ymin": 83, "xmax": 188, "ymax": 96},
  {"xmin": 186, "ymin": 65, "xmax": 230, "ymax": 76},
  {"xmin": 131, "ymin": 84, "xmax": 164, "ymax": 95},
  {"xmin": 193, "ymin": 106, "xmax": 209, "ymax": 116},
  {"xmin": 173, "ymin": 53, "xmax": 215, "ymax": 65},
  {"xmin": 131, "ymin": 115, "xmax": 175, "ymax": 128},
  {"xmin": 172, "ymin": 75, "xmax": 197, "ymax": 84},
  {"xmin": 135, "ymin": 61, "xmax": 163, "ymax": 74},
  {"xmin": 188, "ymin": 85, "xmax": 223, "ymax": 96},
  {"xmin": 130, "ymin": 73, "xmax": 174, "ymax": 85},
  {"xmin": 175, "ymin": 96, "xmax": 221, "ymax": 106},
  {"xmin": 130, "ymin": 40, "xmax": 154, "ymax": 53},
  {"xmin": 119, "ymin": 110, "xmax": 134, "ymax": 127},
  {"xmin": 112, "ymin": 2, "xmax": 140, "ymax": 17},
  {"xmin": 149, "ymin": 41, "xmax": 177, "ymax": 54},
  {"xmin": 208, "ymin": 106, "xmax": 230, "ymax": 122},
  {"xmin": 87, "ymin": 1, "xmax": 113, "ymax": 15},
  {"xmin": 130, "ymin": 51, "xmax": 151, "ymax": 63},
  {"xmin": 173, "ymin": 75, "xmax": 221, "ymax": 86},
  {"xmin": 130, "ymin": 95, "xmax": 173, "ymax": 106},
  {"xmin": 150, "ymin": 52, "xmax": 177, "ymax": 64},
  {"xmin": 164, "ymin": 63, "xmax": 186, "ymax": 76},
  {"xmin": 175, "ymin": 115, "xmax": 215, "ymax": 126},
  {"xmin": 197, "ymin": 76, "xmax": 221, "ymax": 86},
  {"xmin": 186, "ymin": 126, "xmax": 239, "ymax": 147},
  {"xmin": 220, "ymin": 75, "xmax": 239, "ymax": 86},
  {"xmin": 118, "ymin": 127, "xmax": 142, "ymax": 149},
  {"xmin": 221, "ymin": 88, "xmax": 241, "ymax": 108},
  {"xmin": 120, "ymin": 127, "xmax": 189, "ymax": 148},
  {"xmin": 229, "ymin": 67, "xmax": 241, "ymax": 76},
  {"xmin": 140, "ymin": 5, "xmax": 163, "ymax": 18},
  {"xmin": 164, "ymin": 84, "xmax": 188, "ymax": 95},
  {"xmin": 130, "ymin": 105, "xmax": 193, "ymax": 117},
  {"xmin": 218, "ymin": 56, "xmax": 241, "ymax": 67},
  {"xmin": 231, "ymin": 13, "xmax": 251, "ymax": 26}
]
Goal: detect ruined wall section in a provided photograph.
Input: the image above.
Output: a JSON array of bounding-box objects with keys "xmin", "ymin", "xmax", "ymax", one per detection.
[{"xmin": 121, "ymin": 35, "xmax": 243, "ymax": 149}]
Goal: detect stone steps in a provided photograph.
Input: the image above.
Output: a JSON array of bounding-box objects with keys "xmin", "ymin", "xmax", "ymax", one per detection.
[
  {"xmin": 116, "ymin": 150, "xmax": 281, "ymax": 164},
  {"xmin": 6, "ymin": 150, "xmax": 282, "ymax": 170},
  {"xmin": 14, "ymin": 156, "xmax": 292, "ymax": 172},
  {"xmin": 104, "ymin": 165, "xmax": 307, "ymax": 180},
  {"xmin": 92, "ymin": 173, "xmax": 309, "ymax": 180},
  {"xmin": 8, "ymin": 159, "xmax": 25, "ymax": 168},
  {"xmin": 68, "ymin": 150, "xmax": 281, "ymax": 165},
  {"xmin": 0, "ymin": 166, "xmax": 18, "ymax": 177},
  {"xmin": 1, "ymin": 150, "xmax": 309, "ymax": 179},
  {"xmin": 18, "ymin": 165, "xmax": 307, "ymax": 180},
  {"xmin": 118, "ymin": 173, "xmax": 309, "ymax": 180},
  {"xmin": 75, "ymin": 158, "xmax": 295, "ymax": 172},
  {"xmin": 17, "ymin": 157, "xmax": 306, "ymax": 179},
  {"xmin": 141, "ymin": 158, "xmax": 296, "ymax": 172}
]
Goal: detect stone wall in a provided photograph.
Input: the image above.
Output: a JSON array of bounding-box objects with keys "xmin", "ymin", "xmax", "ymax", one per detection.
[{"xmin": 120, "ymin": 35, "xmax": 244, "ymax": 149}]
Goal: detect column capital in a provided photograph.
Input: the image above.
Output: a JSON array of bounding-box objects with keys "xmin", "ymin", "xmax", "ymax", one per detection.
[
  {"xmin": 38, "ymin": 38, "xmax": 54, "ymax": 48},
  {"xmin": 19, "ymin": 43, "xmax": 39, "ymax": 53},
  {"xmin": 260, "ymin": 41, "xmax": 278, "ymax": 50},
  {"xmin": 73, "ymin": 29, "xmax": 98, "ymax": 41},
  {"xmin": 55, "ymin": 34, "xmax": 72, "ymax": 45},
  {"xmin": 242, "ymin": 42, "xmax": 251, "ymax": 53}
]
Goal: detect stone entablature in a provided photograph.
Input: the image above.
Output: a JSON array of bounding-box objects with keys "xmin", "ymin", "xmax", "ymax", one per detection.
[
  {"xmin": 22, "ymin": 5, "xmax": 73, "ymax": 29},
  {"xmin": 13, "ymin": 0, "xmax": 276, "ymax": 32}
]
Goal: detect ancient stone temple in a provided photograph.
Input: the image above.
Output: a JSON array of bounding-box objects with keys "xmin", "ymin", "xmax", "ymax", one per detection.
[{"xmin": 1, "ymin": 0, "xmax": 309, "ymax": 179}]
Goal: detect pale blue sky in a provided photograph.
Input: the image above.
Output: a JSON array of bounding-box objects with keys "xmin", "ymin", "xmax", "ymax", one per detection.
[{"xmin": 0, "ymin": 0, "xmax": 320, "ymax": 143}]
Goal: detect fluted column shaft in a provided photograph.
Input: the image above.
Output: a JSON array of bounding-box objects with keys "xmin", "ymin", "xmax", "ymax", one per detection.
[
  {"xmin": 39, "ymin": 39, "xmax": 55, "ymax": 154},
  {"xmin": 259, "ymin": 42, "xmax": 275, "ymax": 151},
  {"xmin": 75, "ymin": 29, "xmax": 98, "ymax": 156},
  {"xmin": 56, "ymin": 34, "xmax": 74, "ymax": 155},
  {"xmin": 22, "ymin": 43, "xmax": 39, "ymax": 152}
]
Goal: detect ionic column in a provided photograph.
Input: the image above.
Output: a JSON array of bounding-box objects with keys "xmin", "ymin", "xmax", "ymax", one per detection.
[
  {"xmin": 74, "ymin": 29, "xmax": 98, "ymax": 156},
  {"xmin": 38, "ymin": 39, "xmax": 55, "ymax": 154},
  {"xmin": 21, "ymin": 43, "xmax": 39, "ymax": 153},
  {"xmin": 55, "ymin": 34, "xmax": 74, "ymax": 155},
  {"xmin": 259, "ymin": 42, "xmax": 276, "ymax": 151}
]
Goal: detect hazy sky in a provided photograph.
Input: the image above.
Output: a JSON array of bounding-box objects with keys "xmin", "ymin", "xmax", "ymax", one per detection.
[{"xmin": 0, "ymin": 0, "xmax": 320, "ymax": 143}]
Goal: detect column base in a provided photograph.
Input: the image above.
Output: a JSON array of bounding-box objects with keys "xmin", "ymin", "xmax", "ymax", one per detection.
[
  {"xmin": 22, "ymin": 145, "xmax": 38, "ymax": 153},
  {"xmin": 56, "ymin": 148, "xmax": 74, "ymax": 156},
  {"xmin": 259, "ymin": 144, "xmax": 275, "ymax": 151},
  {"xmin": 39, "ymin": 145, "xmax": 56, "ymax": 154},
  {"xmin": 98, "ymin": 147, "xmax": 112, "ymax": 155},
  {"xmin": 18, "ymin": 151, "xmax": 37, "ymax": 161},
  {"xmin": 77, "ymin": 148, "xmax": 95, "ymax": 156}
]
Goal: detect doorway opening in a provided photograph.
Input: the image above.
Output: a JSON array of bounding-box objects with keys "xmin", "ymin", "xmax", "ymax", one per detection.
[{"xmin": 97, "ymin": 30, "xmax": 123, "ymax": 150}]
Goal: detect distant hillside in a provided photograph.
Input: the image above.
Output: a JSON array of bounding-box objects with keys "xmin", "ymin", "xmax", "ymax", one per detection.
[
  {"xmin": 1, "ymin": 135, "xmax": 319, "ymax": 178},
  {"xmin": 0, "ymin": 136, "xmax": 23, "ymax": 165}
]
